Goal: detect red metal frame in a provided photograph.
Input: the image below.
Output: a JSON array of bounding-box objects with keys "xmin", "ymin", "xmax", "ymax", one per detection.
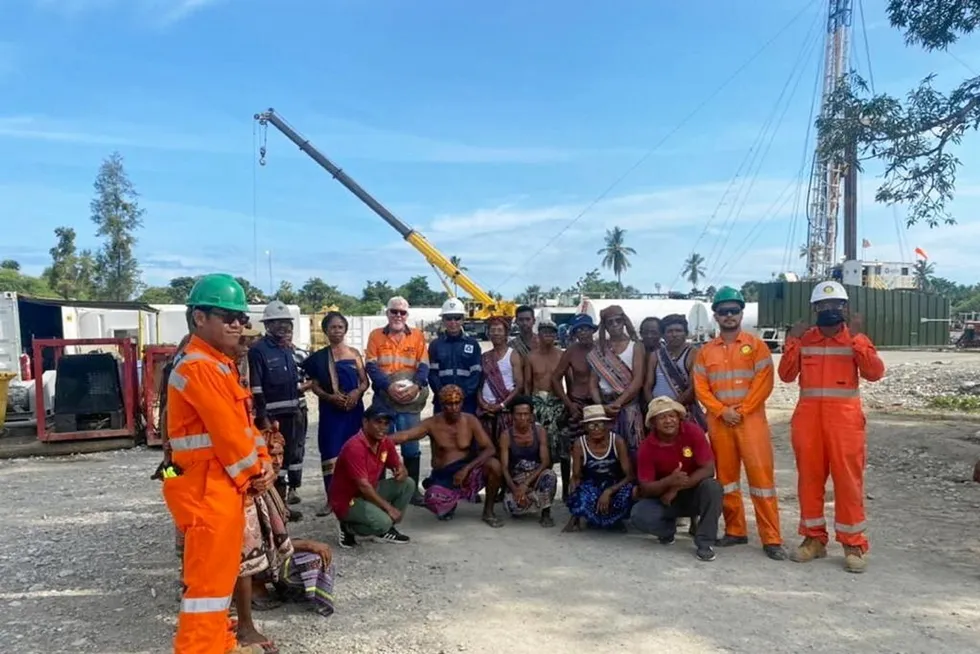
[
  {"xmin": 142, "ymin": 345, "xmax": 177, "ymax": 446},
  {"xmin": 32, "ymin": 338, "xmax": 138, "ymax": 443}
]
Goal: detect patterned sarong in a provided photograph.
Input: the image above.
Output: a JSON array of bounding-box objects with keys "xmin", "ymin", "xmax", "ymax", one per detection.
[
  {"xmin": 657, "ymin": 343, "xmax": 707, "ymax": 431},
  {"xmin": 479, "ymin": 348, "xmax": 513, "ymax": 443},
  {"xmin": 532, "ymin": 392, "xmax": 567, "ymax": 463},
  {"xmin": 281, "ymin": 553, "xmax": 336, "ymax": 617},
  {"xmin": 587, "ymin": 347, "xmax": 644, "ymax": 451},
  {"xmin": 567, "ymin": 478, "xmax": 635, "ymax": 529},
  {"xmin": 422, "ymin": 457, "xmax": 486, "ymax": 518},
  {"xmin": 503, "ymin": 459, "xmax": 557, "ymax": 516},
  {"xmin": 558, "ymin": 393, "xmax": 591, "ymax": 459}
]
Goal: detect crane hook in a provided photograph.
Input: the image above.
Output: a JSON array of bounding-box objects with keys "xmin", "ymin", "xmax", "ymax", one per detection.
[{"xmin": 259, "ymin": 145, "xmax": 267, "ymax": 167}]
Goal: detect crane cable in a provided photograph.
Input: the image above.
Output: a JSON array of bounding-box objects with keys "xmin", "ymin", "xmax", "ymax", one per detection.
[
  {"xmin": 494, "ymin": 0, "xmax": 821, "ymax": 292},
  {"xmin": 698, "ymin": 6, "xmax": 823, "ymax": 284}
]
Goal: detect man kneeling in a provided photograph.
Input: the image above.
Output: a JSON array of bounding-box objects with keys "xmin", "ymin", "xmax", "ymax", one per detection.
[
  {"xmin": 392, "ymin": 385, "xmax": 505, "ymax": 528},
  {"xmin": 632, "ymin": 396, "xmax": 723, "ymax": 562},
  {"xmin": 332, "ymin": 405, "xmax": 416, "ymax": 548}
]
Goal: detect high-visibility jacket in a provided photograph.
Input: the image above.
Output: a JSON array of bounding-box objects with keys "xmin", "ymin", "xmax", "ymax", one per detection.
[
  {"xmin": 248, "ymin": 335, "xmax": 301, "ymax": 422},
  {"xmin": 693, "ymin": 331, "xmax": 774, "ymax": 417},
  {"xmin": 168, "ymin": 335, "xmax": 268, "ymax": 490},
  {"xmin": 364, "ymin": 325, "xmax": 430, "ymax": 392}
]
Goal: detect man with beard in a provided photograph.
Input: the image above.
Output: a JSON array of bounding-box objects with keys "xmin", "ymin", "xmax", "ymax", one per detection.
[
  {"xmin": 552, "ymin": 314, "xmax": 597, "ymax": 501},
  {"xmin": 250, "ymin": 301, "xmax": 305, "ymax": 506},
  {"xmin": 527, "ymin": 320, "xmax": 565, "ymax": 473},
  {"xmin": 477, "ymin": 316, "xmax": 523, "ymax": 444},
  {"xmin": 693, "ymin": 287, "xmax": 786, "ymax": 561},
  {"xmin": 392, "ymin": 385, "xmax": 505, "ymax": 528}
]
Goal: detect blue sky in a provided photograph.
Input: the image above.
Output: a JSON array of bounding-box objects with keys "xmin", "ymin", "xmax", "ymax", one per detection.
[{"xmin": 2, "ymin": 0, "xmax": 979, "ymax": 299}]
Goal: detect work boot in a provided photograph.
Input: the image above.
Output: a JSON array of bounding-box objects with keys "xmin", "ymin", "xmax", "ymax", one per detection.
[
  {"xmin": 843, "ymin": 546, "xmax": 867, "ymax": 573},
  {"xmin": 287, "ymin": 488, "xmax": 301, "ymax": 505},
  {"xmin": 717, "ymin": 534, "xmax": 749, "ymax": 547},
  {"xmin": 789, "ymin": 537, "xmax": 827, "ymax": 563},
  {"xmin": 405, "ymin": 456, "xmax": 426, "ymax": 507},
  {"xmin": 764, "ymin": 544, "xmax": 788, "ymax": 561}
]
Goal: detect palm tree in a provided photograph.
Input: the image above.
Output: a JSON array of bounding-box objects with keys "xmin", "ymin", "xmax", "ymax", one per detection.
[
  {"xmin": 597, "ymin": 226, "xmax": 637, "ymax": 284},
  {"xmin": 518, "ymin": 284, "xmax": 542, "ymax": 306},
  {"xmin": 913, "ymin": 259, "xmax": 935, "ymax": 291},
  {"xmin": 449, "ymin": 255, "xmax": 467, "ymax": 294},
  {"xmin": 683, "ymin": 252, "xmax": 706, "ymax": 290}
]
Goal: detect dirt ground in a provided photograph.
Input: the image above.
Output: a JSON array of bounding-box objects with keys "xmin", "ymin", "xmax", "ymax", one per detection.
[{"xmin": 2, "ymin": 348, "xmax": 980, "ymax": 653}]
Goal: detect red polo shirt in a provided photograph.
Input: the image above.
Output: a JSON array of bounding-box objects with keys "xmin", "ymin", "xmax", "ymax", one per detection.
[
  {"xmin": 636, "ymin": 421, "xmax": 713, "ymax": 482},
  {"xmin": 329, "ymin": 430, "xmax": 402, "ymax": 518}
]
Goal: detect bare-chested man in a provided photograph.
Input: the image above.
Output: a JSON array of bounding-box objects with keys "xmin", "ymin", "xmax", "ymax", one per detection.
[
  {"xmin": 392, "ymin": 385, "xmax": 505, "ymax": 528},
  {"xmin": 551, "ymin": 313, "xmax": 598, "ymax": 501},
  {"xmin": 528, "ymin": 321, "xmax": 565, "ymax": 476}
]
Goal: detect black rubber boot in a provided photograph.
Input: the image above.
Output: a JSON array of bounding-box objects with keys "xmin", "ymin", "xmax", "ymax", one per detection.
[{"xmin": 405, "ymin": 456, "xmax": 425, "ymax": 506}]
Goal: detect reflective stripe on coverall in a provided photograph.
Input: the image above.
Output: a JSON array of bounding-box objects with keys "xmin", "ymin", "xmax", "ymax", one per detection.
[
  {"xmin": 693, "ymin": 331, "xmax": 781, "ymax": 545},
  {"xmin": 777, "ymin": 326, "xmax": 884, "ymax": 552},
  {"xmin": 165, "ymin": 335, "xmax": 269, "ymax": 654}
]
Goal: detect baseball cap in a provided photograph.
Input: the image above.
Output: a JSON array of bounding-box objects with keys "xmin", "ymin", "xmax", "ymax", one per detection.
[{"xmin": 364, "ymin": 404, "xmax": 396, "ymax": 421}]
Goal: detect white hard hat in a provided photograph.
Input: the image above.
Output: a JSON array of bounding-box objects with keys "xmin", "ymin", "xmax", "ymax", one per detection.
[
  {"xmin": 261, "ymin": 300, "xmax": 293, "ymax": 322},
  {"xmin": 810, "ymin": 281, "xmax": 849, "ymax": 304},
  {"xmin": 440, "ymin": 298, "xmax": 466, "ymax": 316}
]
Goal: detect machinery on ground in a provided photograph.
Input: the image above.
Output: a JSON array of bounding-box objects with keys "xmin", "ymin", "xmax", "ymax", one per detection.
[{"xmin": 254, "ymin": 108, "xmax": 516, "ymax": 323}]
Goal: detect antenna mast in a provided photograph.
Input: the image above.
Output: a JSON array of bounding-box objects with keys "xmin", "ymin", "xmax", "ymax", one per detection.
[{"xmin": 805, "ymin": 0, "xmax": 852, "ymax": 279}]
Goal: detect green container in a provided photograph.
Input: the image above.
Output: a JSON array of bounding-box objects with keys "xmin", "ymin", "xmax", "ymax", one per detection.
[{"xmin": 758, "ymin": 282, "xmax": 950, "ymax": 347}]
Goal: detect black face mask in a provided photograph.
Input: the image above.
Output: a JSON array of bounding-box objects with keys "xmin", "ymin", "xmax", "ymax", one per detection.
[{"xmin": 815, "ymin": 309, "xmax": 846, "ymax": 327}]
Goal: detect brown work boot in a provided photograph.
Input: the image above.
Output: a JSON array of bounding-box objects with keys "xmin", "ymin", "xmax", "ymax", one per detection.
[
  {"xmin": 843, "ymin": 546, "xmax": 867, "ymax": 574},
  {"xmin": 230, "ymin": 645, "xmax": 265, "ymax": 654},
  {"xmin": 789, "ymin": 537, "xmax": 827, "ymax": 563}
]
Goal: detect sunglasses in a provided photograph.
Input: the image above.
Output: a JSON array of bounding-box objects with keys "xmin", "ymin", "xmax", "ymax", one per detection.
[
  {"xmin": 443, "ymin": 315, "xmax": 464, "ymax": 322},
  {"xmin": 584, "ymin": 422, "xmax": 607, "ymax": 431},
  {"xmin": 388, "ymin": 309, "xmax": 407, "ymax": 316},
  {"xmin": 605, "ymin": 316, "xmax": 625, "ymax": 325},
  {"xmin": 715, "ymin": 307, "xmax": 742, "ymax": 317},
  {"xmin": 208, "ymin": 308, "xmax": 249, "ymax": 325}
]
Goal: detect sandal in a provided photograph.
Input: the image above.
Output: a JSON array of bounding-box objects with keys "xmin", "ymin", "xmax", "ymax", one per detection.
[{"xmin": 481, "ymin": 514, "xmax": 504, "ymax": 529}]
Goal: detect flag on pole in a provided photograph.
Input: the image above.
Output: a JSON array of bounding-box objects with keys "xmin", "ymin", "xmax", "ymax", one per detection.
[
  {"xmin": 914, "ymin": 247, "xmax": 929, "ymax": 259},
  {"xmin": 861, "ymin": 238, "xmax": 871, "ymax": 248}
]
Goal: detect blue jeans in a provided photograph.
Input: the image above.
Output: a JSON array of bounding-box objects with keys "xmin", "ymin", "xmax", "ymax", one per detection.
[{"xmin": 388, "ymin": 411, "xmax": 422, "ymax": 459}]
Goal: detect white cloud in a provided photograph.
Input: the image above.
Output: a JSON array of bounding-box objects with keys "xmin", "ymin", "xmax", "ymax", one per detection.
[{"xmin": 31, "ymin": 0, "xmax": 222, "ymax": 23}]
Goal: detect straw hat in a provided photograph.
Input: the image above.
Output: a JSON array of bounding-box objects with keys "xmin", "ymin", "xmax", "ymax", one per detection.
[
  {"xmin": 581, "ymin": 405, "xmax": 611, "ymax": 423},
  {"xmin": 645, "ymin": 396, "xmax": 686, "ymax": 426}
]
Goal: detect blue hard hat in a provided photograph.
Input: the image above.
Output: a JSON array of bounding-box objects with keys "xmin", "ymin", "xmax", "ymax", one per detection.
[{"xmin": 568, "ymin": 314, "xmax": 597, "ymax": 333}]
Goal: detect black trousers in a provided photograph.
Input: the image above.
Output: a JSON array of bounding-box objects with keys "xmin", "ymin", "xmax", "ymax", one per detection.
[
  {"xmin": 273, "ymin": 410, "xmax": 306, "ymax": 489},
  {"xmin": 631, "ymin": 478, "xmax": 723, "ymax": 547}
]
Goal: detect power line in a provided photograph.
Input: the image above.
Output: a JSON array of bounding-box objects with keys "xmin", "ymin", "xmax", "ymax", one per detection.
[
  {"xmin": 857, "ymin": 0, "xmax": 876, "ymax": 93},
  {"xmin": 495, "ymin": 0, "xmax": 821, "ymax": 292}
]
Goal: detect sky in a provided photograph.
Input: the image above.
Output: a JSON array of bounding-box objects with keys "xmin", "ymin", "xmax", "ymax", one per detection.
[{"xmin": 1, "ymin": 0, "xmax": 979, "ymax": 300}]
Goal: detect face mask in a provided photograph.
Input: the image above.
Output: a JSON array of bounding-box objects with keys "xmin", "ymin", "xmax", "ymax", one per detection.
[{"xmin": 815, "ymin": 309, "xmax": 846, "ymax": 327}]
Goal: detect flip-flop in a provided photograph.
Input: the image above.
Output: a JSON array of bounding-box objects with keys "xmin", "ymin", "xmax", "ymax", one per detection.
[{"xmin": 482, "ymin": 514, "xmax": 504, "ymax": 528}]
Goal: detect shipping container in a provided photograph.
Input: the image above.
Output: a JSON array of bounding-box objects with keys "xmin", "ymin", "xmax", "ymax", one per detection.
[{"xmin": 758, "ymin": 281, "xmax": 950, "ymax": 347}]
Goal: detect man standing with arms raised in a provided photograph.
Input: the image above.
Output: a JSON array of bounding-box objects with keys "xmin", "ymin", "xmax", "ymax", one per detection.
[
  {"xmin": 165, "ymin": 274, "xmax": 274, "ymax": 654},
  {"xmin": 778, "ymin": 281, "xmax": 884, "ymax": 573},
  {"xmin": 693, "ymin": 287, "xmax": 786, "ymax": 561},
  {"xmin": 365, "ymin": 296, "xmax": 430, "ymax": 506}
]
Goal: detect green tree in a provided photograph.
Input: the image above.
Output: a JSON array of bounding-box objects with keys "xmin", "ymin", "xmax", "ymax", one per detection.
[
  {"xmin": 516, "ymin": 284, "xmax": 542, "ymax": 306},
  {"xmin": 396, "ymin": 275, "xmax": 448, "ymax": 307},
  {"xmin": 597, "ymin": 226, "xmax": 637, "ymax": 284},
  {"xmin": 1, "ymin": 259, "xmax": 20, "ymax": 271},
  {"xmin": 818, "ymin": 0, "xmax": 980, "ymax": 227},
  {"xmin": 740, "ymin": 280, "xmax": 762, "ymax": 302},
  {"xmin": 449, "ymin": 255, "xmax": 468, "ymax": 295},
  {"xmin": 236, "ymin": 277, "xmax": 267, "ymax": 304},
  {"xmin": 0, "ymin": 269, "xmax": 57, "ymax": 297},
  {"xmin": 913, "ymin": 259, "xmax": 936, "ymax": 291},
  {"xmin": 682, "ymin": 252, "xmax": 706, "ymax": 289},
  {"xmin": 91, "ymin": 152, "xmax": 145, "ymax": 300},
  {"xmin": 43, "ymin": 226, "xmax": 96, "ymax": 299},
  {"xmin": 273, "ymin": 280, "xmax": 298, "ymax": 305},
  {"xmin": 570, "ymin": 269, "xmax": 641, "ymax": 300},
  {"xmin": 167, "ymin": 276, "xmax": 199, "ymax": 304},
  {"xmin": 361, "ymin": 280, "xmax": 395, "ymax": 309},
  {"xmin": 138, "ymin": 286, "xmax": 175, "ymax": 303},
  {"xmin": 704, "ymin": 284, "xmax": 717, "ymax": 298}
]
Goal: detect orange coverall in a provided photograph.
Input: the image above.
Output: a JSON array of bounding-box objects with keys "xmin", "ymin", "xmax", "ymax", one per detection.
[
  {"xmin": 778, "ymin": 326, "xmax": 885, "ymax": 552},
  {"xmin": 164, "ymin": 335, "xmax": 268, "ymax": 654},
  {"xmin": 693, "ymin": 330, "xmax": 781, "ymax": 545}
]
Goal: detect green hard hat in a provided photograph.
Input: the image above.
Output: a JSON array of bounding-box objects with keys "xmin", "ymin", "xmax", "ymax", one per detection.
[
  {"xmin": 711, "ymin": 286, "xmax": 745, "ymax": 310},
  {"xmin": 186, "ymin": 274, "xmax": 249, "ymax": 313}
]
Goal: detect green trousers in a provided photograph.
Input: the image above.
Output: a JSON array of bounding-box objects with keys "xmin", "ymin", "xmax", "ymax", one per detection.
[{"xmin": 345, "ymin": 478, "xmax": 416, "ymax": 536}]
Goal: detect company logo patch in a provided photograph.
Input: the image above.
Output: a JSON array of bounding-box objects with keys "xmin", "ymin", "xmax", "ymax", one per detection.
[
  {"xmin": 380, "ymin": 451, "xmax": 388, "ymax": 463},
  {"xmin": 740, "ymin": 344, "xmax": 753, "ymax": 355},
  {"xmin": 682, "ymin": 447, "xmax": 693, "ymax": 458},
  {"xmin": 823, "ymin": 285, "xmax": 835, "ymax": 293},
  {"xmin": 464, "ymin": 344, "xmax": 475, "ymax": 354}
]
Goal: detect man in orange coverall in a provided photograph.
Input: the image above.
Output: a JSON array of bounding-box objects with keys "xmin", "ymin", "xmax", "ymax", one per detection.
[
  {"xmin": 693, "ymin": 286, "xmax": 786, "ymax": 561},
  {"xmin": 778, "ymin": 281, "xmax": 884, "ymax": 574},
  {"xmin": 164, "ymin": 274, "xmax": 275, "ymax": 654}
]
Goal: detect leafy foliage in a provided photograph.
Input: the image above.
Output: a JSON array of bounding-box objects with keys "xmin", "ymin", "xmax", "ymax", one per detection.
[
  {"xmin": 683, "ymin": 252, "xmax": 706, "ymax": 289},
  {"xmin": 43, "ymin": 227, "xmax": 96, "ymax": 300},
  {"xmin": 0, "ymin": 266, "xmax": 58, "ymax": 297},
  {"xmin": 817, "ymin": 0, "xmax": 980, "ymax": 227},
  {"xmin": 90, "ymin": 152, "xmax": 145, "ymax": 300},
  {"xmin": 596, "ymin": 226, "xmax": 637, "ymax": 284}
]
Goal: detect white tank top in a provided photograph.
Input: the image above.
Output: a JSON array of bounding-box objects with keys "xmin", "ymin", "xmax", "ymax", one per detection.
[
  {"xmin": 598, "ymin": 340, "xmax": 635, "ymax": 394},
  {"xmin": 482, "ymin": 347, "xmax": 516, "ymax": 403}
]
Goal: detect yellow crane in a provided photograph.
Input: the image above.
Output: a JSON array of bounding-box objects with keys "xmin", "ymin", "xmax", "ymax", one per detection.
[{"xmin": 254, "ymin": 109, "xmax": 516, "ymax": 321}]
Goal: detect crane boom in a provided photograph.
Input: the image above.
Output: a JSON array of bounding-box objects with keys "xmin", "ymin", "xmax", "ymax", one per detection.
[{"xmin": 255, "ymin": 108, "xmax": 515, "ymax": 319}]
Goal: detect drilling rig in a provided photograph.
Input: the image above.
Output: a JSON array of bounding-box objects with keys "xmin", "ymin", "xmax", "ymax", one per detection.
[{"xmin": 804, "ymin": 0, "xmax": 853, "ymax": 281}]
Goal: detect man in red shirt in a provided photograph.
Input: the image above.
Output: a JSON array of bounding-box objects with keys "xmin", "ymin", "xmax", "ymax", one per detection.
[
  {"xmin": 331, "ymin": 405, "xmax": 416, "ymax": 548},
  {"xmin": 631, "ymin": 396, "xmax": 723, "ymax": 562}
]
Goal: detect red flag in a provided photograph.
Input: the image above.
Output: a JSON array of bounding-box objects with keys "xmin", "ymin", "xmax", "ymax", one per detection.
[
  {"xmin": 861, "ymin": 239, "xmax": 871, "ymax": 248},
  {"xmin": 914, "ymin": 247, "xmax": 929, "ymax": 259}
]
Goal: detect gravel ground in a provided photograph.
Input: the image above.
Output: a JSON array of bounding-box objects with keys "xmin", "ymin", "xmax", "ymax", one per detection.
[{"xmin": 3, "ymin": 348, "xmax": 980, "ymax": 653}]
